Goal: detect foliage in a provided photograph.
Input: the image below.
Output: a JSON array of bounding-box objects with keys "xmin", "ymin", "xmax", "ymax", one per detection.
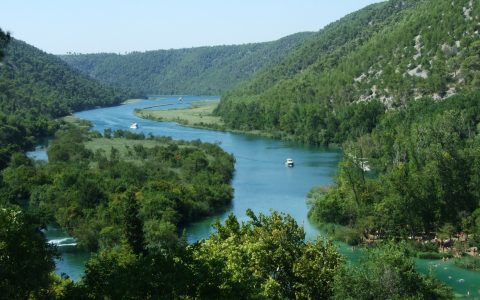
[
  {"xmin": 60, "ymin": 32, "xmax": 313, "ymax": 96},
  {"xmin": 333, "ymin": 242, "xmax": 454, "ymax": 299},
  {"xmin": 123, "ymin": 190, "xmax": 146, "ymax": 255},
  {"xmin": 0, "ymin": 30, "xmax": 128, "ymax": 170},
  {"xmin": 192, "ymin": 210, "xmax": 343, "ymax": 299},
  {"xmin": 1, "ymin": 127, "xmax": 235, "ymax": 253},
  {"xmin": 0, "ymin": 206, "xmax": 58, "ymax": 299},
  {"xmin": 216, "ymin": 0, "xmax": 480, "ymax": 146},
  {"xmin": 454, "ymin": 256, "xmax": 480, "ymax": 271},
  {"xmin": 74, "ymin": 210, "xmax": 343, "ymax": 299},
  {"xmin": 0, "ymin": 38, "xmax": 125, "ymax": 117},
  {"xmin": 416, "ymin": 252, "xmax": 453, "ymax": 260},
  {"xmin": 309, "ymin": 93, "xmax": 480, "ymax": 244},
  {"xmin": 71, "ymin": 243, "xmax": 193, "ymax": 299},
  {"xmin": 0, "ymin": 28, "xmax": 9, "ymax": 60},
  {"xmin": 73, "ymin": 211, "xmax": 453, "ymax": 299}
]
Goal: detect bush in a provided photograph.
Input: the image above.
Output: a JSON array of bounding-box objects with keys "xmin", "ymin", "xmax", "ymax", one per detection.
[
  {"xmin": 453, "ymin": 256, "xmax": 480, "ymax": 271},
  {"xmin": 406, "ymin": 240, "xmax": 439, "ymax": 253},
  {"xmin": 332, "ymin": 226, "xmax": 362, "ymax": 246},
  {"xmin": 417, "ymin": 252, "xmax": 453, "ymax": 260},
  {"xmin": 308, "ymin": 188, "xmax": 354, "ymax": 225}
]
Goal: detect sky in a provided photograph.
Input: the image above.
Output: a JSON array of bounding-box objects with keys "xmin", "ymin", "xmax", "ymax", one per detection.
[{"xmin": 0, "ymin": 0, "xmax": 383, "ymax": 54}]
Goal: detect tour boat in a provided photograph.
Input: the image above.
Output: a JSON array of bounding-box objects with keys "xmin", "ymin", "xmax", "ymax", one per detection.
[
  {"xmin": 285, "ymin": 158, "xmax": 294, "ymax": 167},
  {"xmin": 130, "ymin": 122, "xmax": 138, "ymax": 129}
]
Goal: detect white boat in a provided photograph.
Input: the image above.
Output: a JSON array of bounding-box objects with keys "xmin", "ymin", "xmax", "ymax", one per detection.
[
  {"xmin": 178, "ymin": 97, "xmax": 183, "ymax": 102},
  {"xmin": 130, "ymin": 122, "xmax": 138, "ymax": 129},
  {"xmin": 285, "ymin": 158, "xmax": 294, "ymax": 167}
]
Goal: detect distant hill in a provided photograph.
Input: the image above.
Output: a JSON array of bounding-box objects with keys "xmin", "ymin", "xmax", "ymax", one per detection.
[
  {"xmin": 216, "ymin": 0, "xmax": 480, "ymax": 145},
  {"xmin": 59, "ymin": 32, "xmax": 314, "ymax": 96}
]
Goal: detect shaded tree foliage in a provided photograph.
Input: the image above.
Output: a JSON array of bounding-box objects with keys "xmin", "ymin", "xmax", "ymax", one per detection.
[{"xmin": 0, "ymin": 207, "xmax": 57, "ymax": 300}]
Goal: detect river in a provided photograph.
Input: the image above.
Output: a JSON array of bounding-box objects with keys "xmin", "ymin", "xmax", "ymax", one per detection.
[{"xmin": 32, "ymin": 96, "xmax": 479, "ymax": 298}]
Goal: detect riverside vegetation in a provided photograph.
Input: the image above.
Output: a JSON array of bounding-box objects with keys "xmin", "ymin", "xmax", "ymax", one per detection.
[
  {"xmin": 0, "ymin": 33, "xmax": 127, "ymax": 171},
  {"xmin": 308, "ymin": 94, "xmax": 480, "ymax": 258},
  {"xmin": 1, "ymin": 0, "xmax": 479, "ymax": 297},
  {"xmin": 209, "ymin": 0, "xmax": 480, "ymax": 271},
  {"xmin": 1, "ymin": 123, "xmax": 452, "ymax": 298},
  {"xmin": 134, "ymin": 100, "xmax": 224, "ymax": 129}
]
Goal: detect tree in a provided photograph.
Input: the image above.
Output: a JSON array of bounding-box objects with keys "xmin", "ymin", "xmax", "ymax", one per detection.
[
  {"xmin": 333, "ymin": 242, "xmax": 453, "ymax": 300},
  {"xmin": 0, "ymin": 28, "xmax": 10, "ymax": 60},
  {"xmin": 0, "ymin": 205, "xmax": 57, "ymax": 299},
  {"xmin": 192, "ymin": 210, "xmax": 343, "ymax": 299},
  {"xmin": 124, "ymin": 190, "xmax": 146, "ymax": 255}
]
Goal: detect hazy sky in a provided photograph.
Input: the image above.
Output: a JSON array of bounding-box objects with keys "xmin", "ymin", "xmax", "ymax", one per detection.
[{"xmin": 0, "ymin": 0, "xmax": 382, "ymax": 54}]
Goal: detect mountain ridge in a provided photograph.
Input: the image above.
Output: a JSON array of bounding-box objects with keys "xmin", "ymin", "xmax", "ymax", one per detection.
[
  {"xmin": 0, "ymin": 38, "xmax": 125, "ymax": 116},
  {"xmin": 59, "ymin": 32, "xmax": 314, "ymax": 96},
  {"xmin": 215, "ymin": 0, "xmax": 480, "ymax": 145}
]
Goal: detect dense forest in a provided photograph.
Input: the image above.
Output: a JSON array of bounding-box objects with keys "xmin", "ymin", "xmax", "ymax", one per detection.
[
  {"xmin": 0, "ymin": 124, "xmax": 452, "ymax": 299},
  {"xmin": 216, "ymin": 0, "xmax": 480, "ymax": 145},
  {"xmin": 59, "ymin": 32, "xmax": 313, "ymax": 96},
  {"xmin": 0, "ymin": 38, "xmax": 125, "ymax": 117},
  {"xmin": 309, "ymin": 93, "xmax": 480, "ymax": 240},
  {"xmin": 0, "ymin": 31, "xmax": 128, "ymax": 169},
  {"xmin": 1, "ymin": 124, "xmax": 235, "ymax": 250},
  {"xmin": 1, "ymin": 0, "xmax": 480, "ymax": 296}
]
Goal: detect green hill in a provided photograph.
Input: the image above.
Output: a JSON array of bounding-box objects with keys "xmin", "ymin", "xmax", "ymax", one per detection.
[
  {"xmin": 59, "ymin": 32, "xmax": 313, "ymax": 96},
  {"xmin": 0, "ymin": 38, "xmax": 124, "ymax": 117},
  {"xmin": 216, "ymin": 0, "xmax": 480, "ymax": 145},
  {"xmin": 0, "ymin": 33, "xmax": 126, "ymax": 168}
]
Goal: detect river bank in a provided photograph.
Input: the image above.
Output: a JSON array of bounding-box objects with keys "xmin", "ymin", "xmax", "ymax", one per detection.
[{"xmin": 133, "ymin": 99, "xmax": 310, "ymax": 143}]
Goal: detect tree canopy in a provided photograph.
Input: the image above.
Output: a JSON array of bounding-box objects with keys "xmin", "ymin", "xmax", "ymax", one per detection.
[{"xmin": 216, "ymin": 0, "xmax": 480, "ymax": 146}]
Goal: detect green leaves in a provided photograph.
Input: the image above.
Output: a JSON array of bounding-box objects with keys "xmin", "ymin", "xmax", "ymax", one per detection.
[
  {"xmin": 0, "ymin": 206, "xmax": 57, "ymax": 299},
  {"xmin": 310, "ymin": 92, "xmax": 480, "ymax": 245},
  {"xmin": 193, "ymin": 211, "xmax": 342, "ymax": 299},
  {"xmin": 333, "ymin": 242, "xmax": 454, "ymax": 300},
  {"xmin": 217, "ymin": 0, "xmax": 480, "ymax": 148}
]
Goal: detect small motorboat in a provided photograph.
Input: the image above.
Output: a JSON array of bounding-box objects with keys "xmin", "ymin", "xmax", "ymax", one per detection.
[
  {"xmin": 285, "ymin": 158, "xmax": 294, "ymax": 167},
  {"xmin": 130, "ymin": 122, "xmax": 138, "ymax": 129}
]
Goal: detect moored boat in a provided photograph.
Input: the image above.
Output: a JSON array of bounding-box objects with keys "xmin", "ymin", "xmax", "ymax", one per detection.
[{"xmin": 285, "ymin": 158, "xmax": 294, "ymax": 167}]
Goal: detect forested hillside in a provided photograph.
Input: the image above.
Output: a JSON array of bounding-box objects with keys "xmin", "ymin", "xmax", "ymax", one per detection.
[
  {"xmin": 0, "ymin": 38, "xmax": 124, "ymax": 117},
  {"xmin": 216, "ymin": 0, "xmax": 480, "ymax": 145},
  {"xmin": 309, "ymin": 93, "xmax": 480, "ymax": 245},
  {"xmin": 0, "ymin": 32, "xmax": 126, "ymax": 169},
  {"xmin": 59, "ymin": 32, "xmax": 313, "ymax": 96}
]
